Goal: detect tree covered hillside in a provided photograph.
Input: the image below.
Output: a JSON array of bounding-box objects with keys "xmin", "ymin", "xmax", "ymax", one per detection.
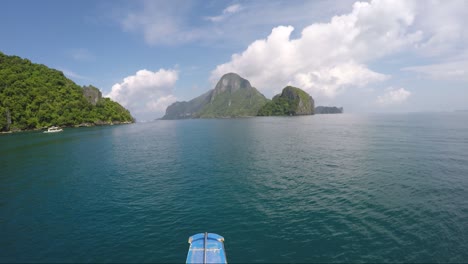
[
  {"xmin": 162, "ymin": 73, "xmax": 268, "ymax": 119},
  {"xmin": 0, "ymin": 52, "xmax": 133, "ymax": 131},
  {"xmin": 257, "ymin": 86, "xmax": 314, "ymax": 116}
]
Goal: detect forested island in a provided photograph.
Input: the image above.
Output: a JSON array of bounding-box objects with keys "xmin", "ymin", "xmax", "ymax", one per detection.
[
  {"xmin": 315, "ymin": 106, "xmax": 343, "ymax": 114},
  {"xmin": 163, "ymin": 73, "xmax": 347, "ymax": 119},
  {"xmin": 0, "ymin": 52, "xmax": 134, "ymax": 132},
  {"xmin": 0, "ymin": 51, "xmax": 342, "ymax": 131},
  {"xmin": 162, "ymin": 73, "xmax": 268, "ymax": 119},
  {"xmin": 162, "ymin": 73, "xmax": 323, "ymax": 119}
]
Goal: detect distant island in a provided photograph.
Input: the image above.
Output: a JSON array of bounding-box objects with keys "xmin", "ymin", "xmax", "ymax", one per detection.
[
  {"xmin": 162, "ymin": 73, "xmax": 268, "ymax": 119},
  {"xmin": 162, "ymin": 73, "xmax": 345, "ymax": 119},
  {"xmin": 0, "ymin": 52, "xmax": 134, "ymax": 132},
  {"xmin": 315, "ymin": 106, "xmax": 343, "ymax": 114}
]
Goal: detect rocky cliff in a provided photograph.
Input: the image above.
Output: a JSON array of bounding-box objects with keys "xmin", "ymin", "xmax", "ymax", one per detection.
[{"xmin": 82, "ymin": 85, "xmax": 102, "ymax": 105}]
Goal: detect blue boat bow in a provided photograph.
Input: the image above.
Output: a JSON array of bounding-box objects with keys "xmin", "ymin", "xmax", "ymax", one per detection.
[{"xmin": 186, "ymin": 233, "xmax": 227, "ymax": 264}]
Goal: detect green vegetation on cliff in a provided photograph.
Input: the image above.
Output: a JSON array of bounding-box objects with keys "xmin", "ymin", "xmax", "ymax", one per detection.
[
  {"xmin": 0, "ymin": 52, "xmax": 133, "ymax": 131},
  {"xmin": 258, "ymin": 86, "xmax": 314, "ymax": 116},
  {"xmin": 162, "ymin": 73, "xmax": 268, "ymax": 119},
  {"xmin": 198, "ymin": 86, "xmax": 268, "ymax": 118}
]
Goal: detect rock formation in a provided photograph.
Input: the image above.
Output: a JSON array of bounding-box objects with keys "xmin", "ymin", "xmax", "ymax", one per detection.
[
  {"xmin": 162, "ymin": 73, "xmax": 268, "ymax": 119},
  {"xmin": 257, "ymin": 86, "xmax": 314, "ymax": 116},
  {"xmin": 82, "ymin": 85, "xmax": 102, "ymax": 105}
]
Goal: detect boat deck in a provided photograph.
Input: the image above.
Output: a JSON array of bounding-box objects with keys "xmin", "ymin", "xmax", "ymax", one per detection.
[{"xmin": 186, "ymin": 233, "xmax": 227, "ymax": 264}]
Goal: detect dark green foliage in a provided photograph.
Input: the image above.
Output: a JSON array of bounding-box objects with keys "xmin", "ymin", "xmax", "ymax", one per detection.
[
  {"xmin": 257, "ymin": 86, "xmax": 314, "ymax": 116},
  {"xmin": 0, "ymin": 106, "xmax": 7, "ymax": 130},
  {"xmin": 0, "ymin": 52, "xmax": 133, "ymax": 131},
  {"xmin": 257, "ymin": 97, "xmax": 296, "ymax": 116},
  {"xmin": 92, "ymin": 98, "xmax": 133, "ymax": 122}
]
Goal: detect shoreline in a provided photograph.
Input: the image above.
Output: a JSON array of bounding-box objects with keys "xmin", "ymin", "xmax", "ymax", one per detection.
[{"xmin": 0, "ymin": 121, "xmax": 134, "ymax": 135}]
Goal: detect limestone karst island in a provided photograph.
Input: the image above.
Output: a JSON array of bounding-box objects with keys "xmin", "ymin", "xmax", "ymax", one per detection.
[
  {"xmin": 162, "ymin": 72, "xmax": 341, "ymax": 120},
  {"xmin": 0, "ymin": 52, "xmax": 134, "ymax": 132}
]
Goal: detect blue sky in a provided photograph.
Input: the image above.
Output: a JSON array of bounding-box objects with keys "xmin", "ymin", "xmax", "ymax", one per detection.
[{"xmin": 1, "ymin": 0, "xmax": 468, "ymax": 120}]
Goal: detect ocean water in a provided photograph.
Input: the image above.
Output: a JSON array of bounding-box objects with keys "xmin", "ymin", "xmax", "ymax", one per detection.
[{"xmin": 1, "ymin": 113, "xmax": 468, "ymax": 263}]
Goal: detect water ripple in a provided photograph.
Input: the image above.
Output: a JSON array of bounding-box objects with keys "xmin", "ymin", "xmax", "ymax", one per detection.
[{"xmin": 1, "ymin": 114, "xmax": 468, "ymax": 262}]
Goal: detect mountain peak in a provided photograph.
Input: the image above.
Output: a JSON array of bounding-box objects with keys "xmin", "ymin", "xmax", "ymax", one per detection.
[
  {"xmin": 162, "ymin": 73, "xmax": 268, "ymax": 119},
  {"xmin": 214, "ymin": 73, "xmax": 252, "ymax": 94}
]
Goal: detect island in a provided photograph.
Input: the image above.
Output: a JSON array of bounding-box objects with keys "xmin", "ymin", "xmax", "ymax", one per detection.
[
  {"xmin": 162, "ymin": 73, "xmax": 268, "ymax": 119},
  {"xmin": 163, "ymin": 73, "xmax": 321, "ymax": 119},
  {"xmin": 315, "ymin": 106, "xmax": 343, "ymax": 114},
  {"xmin": 0, "ymin": 52, "xmax": 134, "ymax": 132}
]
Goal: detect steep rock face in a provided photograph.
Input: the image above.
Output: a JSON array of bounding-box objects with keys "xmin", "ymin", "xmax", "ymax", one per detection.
[
  {"xmin": 315, "ymin": 106, "xmax": 343, "ymax": 114},
  {"xmin": 82, "ymin": 85, "xmax": 102, "ymax": 105},
  {"xmin": 162, "ymin": 73, "xmax": 268, "ymax": 119},
  {"xmin": 211, "ymin": 72, "xmax": 252, "ymax": 99},
  {"xmin": 199, "ymin": 73, "xmax": 268, "ymax": 117},
  {"xmin": 281, "ymin": 86, "xmax": 314, "ymax": 115},
  {"xmin": 258, "ymin": 86, "xmax": 314, "ymax": 116}
]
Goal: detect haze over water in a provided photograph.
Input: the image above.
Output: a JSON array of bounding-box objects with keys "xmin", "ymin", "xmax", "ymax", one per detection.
[{"xmin": 1, "ymin": 113, "xmax": 468, "ymax": 263}]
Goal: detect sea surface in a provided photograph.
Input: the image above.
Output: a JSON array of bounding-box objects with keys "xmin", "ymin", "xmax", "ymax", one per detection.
[{"xmin": 1, "ymin": 113, "xmax": 468, "ymax": 263}]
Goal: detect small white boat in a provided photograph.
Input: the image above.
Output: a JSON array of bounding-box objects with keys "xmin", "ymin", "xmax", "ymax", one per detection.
[{"xmin": 43, "ymin": 126, "xmax": 63, "ymax": 133}]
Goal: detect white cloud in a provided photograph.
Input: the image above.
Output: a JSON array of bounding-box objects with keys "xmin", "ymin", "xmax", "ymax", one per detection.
[
  {"xmin": 120, "ymin": 0, "xmax": 200, "ymax": 45},
  {"xmin": 205, "ymin": 4, "xmax": 243, "ymax": 22},
  {"xmin": 412, "ymin": 0, "xmax": 468, "ymax": 57},
  {"xmin": 116, "ymin": 1, "xmax": 355, "ymax": 46},
  {"xmin": 225, "ymin": 4, "xmax": 242, "ymax": 13},
  {"xmin": 116, "ymin": 0, "xmax": 468, "ymax": 57},
  {"xmin": 146, "ymin": 94, "xmax": 178, "ymax": 112},
  {"xmin": 403, "ymin": 60, "xmax": 468, "ymax": 81},
  {"xmin": 291, "ymin": 63, "xmax": 389, "ymax": 97},
  {"xmin": 107, "ymin": 69, "xmax": 178, "ymax": 118},
  {"xmin": 211, "ymin": 0, "xmax": 422, "ymax": 98},
  {"xmin": 376, "ymin": 87, "xmax": 411, "ymax": 106}
]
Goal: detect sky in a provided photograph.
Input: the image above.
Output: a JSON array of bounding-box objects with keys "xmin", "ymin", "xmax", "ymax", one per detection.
[{"xmin": 1, "ymin": 0, "xmax": 468, "ymax": 120}]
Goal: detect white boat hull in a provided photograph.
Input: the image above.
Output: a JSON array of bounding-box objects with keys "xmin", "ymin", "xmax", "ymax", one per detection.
[{"xmin": 43, "ymin": 128, "xmax": 63, "ymax": 133}]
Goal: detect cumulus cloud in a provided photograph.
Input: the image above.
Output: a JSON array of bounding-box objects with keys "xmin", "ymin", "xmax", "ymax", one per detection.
[
  {"xmin": 412, "ymin": 0, "xmax": 468, "ymax": 57},
  {"xmin": 205, "ymin": 4, "xmax": 243, "ymax": 22},
  {"xmin": 211, "ymin": 0, "xmax": 423, "ymax": 98},
  {"xmin": 376, "ymin": 87, "xmax": 411, "ymax": 106},
  {"xmin": 291, "ymin": 62, "xmax": 389, "ymax": 97},
  {"xmin": 107, "ymin": 69, "xmax": 178, "ymax": 118}
]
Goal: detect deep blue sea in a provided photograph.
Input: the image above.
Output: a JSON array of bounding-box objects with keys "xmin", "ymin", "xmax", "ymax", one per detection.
[{"xmin": 1, "ymin": 113, "xmax": 468, "ymax": 263}]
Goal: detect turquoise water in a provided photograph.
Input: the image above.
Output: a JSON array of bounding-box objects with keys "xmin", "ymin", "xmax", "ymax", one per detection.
[{"xmin": 1, "ymin": 113, "xmax": 468, "ymax": 263}]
